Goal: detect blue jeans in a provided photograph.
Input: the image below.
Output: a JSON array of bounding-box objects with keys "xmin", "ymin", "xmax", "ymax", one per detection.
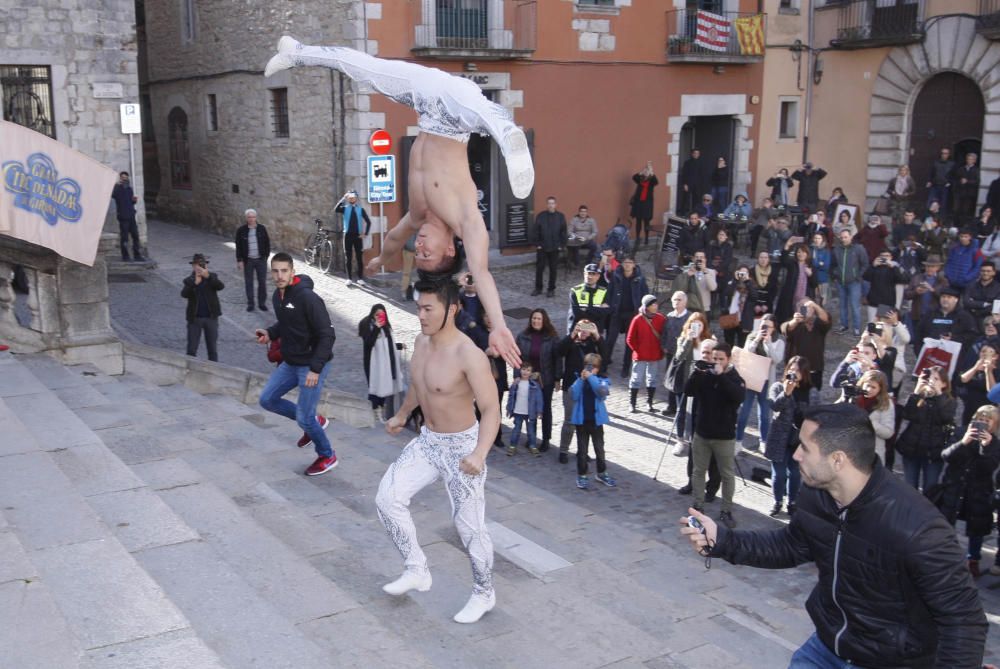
[
  {"xmin": 837, "ymin": 281, "xmax": 862, "ymax": 332},
  {"xmin": 772, "ymin": 446, "xmax": 802, "ymax": 504},
  {"xmin": 711, "ymin": 186, "xmax": 729, "ymax": 209},
  {"xmin": 736, "ymin": 388, "xmax": 771, "ymax": 443},
  {"xmin": 259, "ymin": 361, "xmax": 334, "ymax": 457},
  {"xmin": 927, "ymin": 184, "xmax": 949, "ymax": 213},
  {"xmin": 789, "ymin": 633, "xmax": 864, "ymax": 668},
  {"xmin": 901, "ymin": 456, "xmax": 943, "ymax": 491},
  {"xmin": 510, "ymin": 414, "xmax": 537, "ymax": 448},
  {"xmin": 969, "ymin": 534, "xmax": 985, "ymax": 561}
]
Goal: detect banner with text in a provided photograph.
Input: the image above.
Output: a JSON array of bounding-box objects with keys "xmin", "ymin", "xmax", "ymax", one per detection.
[{"xmin": 0, "ymin": 120, "xmax": 118, "ymax": 266}]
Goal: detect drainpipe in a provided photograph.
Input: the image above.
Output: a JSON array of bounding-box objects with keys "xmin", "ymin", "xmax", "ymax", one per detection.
[{"xmin": 802, "ymin": 0, "xmax": 815, "ymax": 164}]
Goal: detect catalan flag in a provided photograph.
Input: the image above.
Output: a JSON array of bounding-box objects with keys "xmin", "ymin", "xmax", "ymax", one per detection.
[{"xmin": 735, "ymin": 14, "xmax": 765, "ymax": 56}]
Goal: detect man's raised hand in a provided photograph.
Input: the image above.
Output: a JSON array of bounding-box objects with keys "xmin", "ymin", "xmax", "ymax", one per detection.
[
  {"xmin": 679, "ymin": 507, "xmax": 718, "ymax": 554},
  {"xmin": 490, "ymin": 324, "xmax": 521, "ymax": 369}
]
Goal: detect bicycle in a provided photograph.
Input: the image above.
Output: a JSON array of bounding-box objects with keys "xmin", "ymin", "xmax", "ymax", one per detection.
[{"xmin": 303, "ymin": 219, "xmax": 335, "ymax": 273}]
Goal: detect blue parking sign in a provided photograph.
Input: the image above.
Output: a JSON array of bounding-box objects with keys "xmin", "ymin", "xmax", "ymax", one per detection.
[{"xmin": 367, "ymin": 155, "xmax": 396, "ymax": 203}]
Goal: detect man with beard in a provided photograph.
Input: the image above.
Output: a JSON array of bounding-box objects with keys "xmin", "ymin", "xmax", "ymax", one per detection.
[{"xmin": 680, "ymin": 403, "xmax": 987, "ymax": 669}]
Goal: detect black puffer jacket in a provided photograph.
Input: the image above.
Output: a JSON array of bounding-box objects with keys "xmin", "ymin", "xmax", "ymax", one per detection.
[
  {"xmin": 895, "ymin": 393, "xmax": 956, "ymax": 461},
  {"xmin": 711, "ymin": 464, "xmax": 987, "ymax": 668},
  {"xmin": 265, "ymin": 275, "xmax": 335, "ymax": 373},
  {"xmin": 516, "ymin": 330, "xmax": 561, "ymax": 388}
]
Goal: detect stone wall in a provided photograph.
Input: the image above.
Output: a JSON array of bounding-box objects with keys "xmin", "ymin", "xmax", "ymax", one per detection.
[
  {"xmin": 143, "ymin": 0, "xmax": 377, "ymax": 251},
  {"xmin": 0, "ymin": 0, "xmax": 144, "ymax": 249}
]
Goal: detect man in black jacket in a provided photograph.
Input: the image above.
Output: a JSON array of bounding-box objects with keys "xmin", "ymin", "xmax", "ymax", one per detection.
[
  {"xmin": 678, "ymin": 148, "xmax": 704, "ymax": 216},
  {"xmin": 256, "ymin": 253, "xmax": 339, "ymax": 477},
  {"xmin": 681, "ymin": 403, "xmax": 987, "ymax": 669},
  {"xmin": 677, "ymin": 212, "xmax": 708, "ymax": 265},
  {"xmin": 791, "ymin": 162, "xmax": 827, "ymax": 214},
  {"xmin": 926, "ymin": 147, "xmax": 955, "ymax": 214},
  {"xmin": 962, "ymin": 261, "xmax": 1000, "ymax": 330},
  {"xmin": 110, "ymin": 171, "xmax": 144, "ymax": 261},
  {"xmin": 532, "ymin": 196, "xmax": 567, "ymax": 297},
  {"xmin": 684, "ymin": 342, "xmax": 745, "ymax": 528},
  {"xmin": 181, "ymin": 253, "xmax": 223, "ymax": 362},
  {"xmin": 915, "ymin": 286, "xmax": 978, "ymax": 357},
  {"xmin": 235, "ymin": 208, "xmax": 272, "ymax": 311},
  {"xmin": 953, "ymin": 152, "xmax": 980, "ymax": 221}
]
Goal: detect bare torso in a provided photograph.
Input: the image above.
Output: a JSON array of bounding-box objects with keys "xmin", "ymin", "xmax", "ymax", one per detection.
[
  {"xmin": 409, "ymin": 331, "xmax": 480, "ymax": 433},
  {"xmin": 407, "ymin": 133, "xmax": 480, "ymax": 239}
]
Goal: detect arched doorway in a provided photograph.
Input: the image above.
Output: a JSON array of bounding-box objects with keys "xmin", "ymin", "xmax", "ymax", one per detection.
[
  {"xmin": 675, "ymin": 116, "xmax": 736, "ymax": 213},
  {"xmin": 907, "ymin": 73, "xmax": 984, "ymax": 207},
  {"xmin": 167, "ymin": 107, "xmax": 191, "ymax": 190}
]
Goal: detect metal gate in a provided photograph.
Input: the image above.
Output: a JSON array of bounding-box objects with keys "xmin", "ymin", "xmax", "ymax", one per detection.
[{"xmin": 0, "ymin": 65, "xmax": 55, "ymax": 138}]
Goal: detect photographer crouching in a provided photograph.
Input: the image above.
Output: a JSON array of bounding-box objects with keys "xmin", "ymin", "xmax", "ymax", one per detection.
[{"xmin": 684, "ymin": 342, "xmax": 746, "ymax": 528}]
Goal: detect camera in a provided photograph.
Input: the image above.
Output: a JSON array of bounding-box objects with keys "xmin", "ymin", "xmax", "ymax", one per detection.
[
  {"xmin": 693, "ymin": 359, "xmax": 714, "ymax": 372},
  {"xmin": 464, "ymin": 274, "xmax": 474, "ymax": 286},
  {"xmin": 866, "ymin": 322, "xmax": 884, "ymax": 336},
  {"xmin": 785, "ymin": 372, "xmax": 798, "ymax": 382},
  {"xmin": 687, "ymin": 516, "xmax": 705, "ymax": 534},
  {"xmin": 840, "ymin": 379, "xmax": 863, "ymax": 398},
  {"xmin": 919, "ymin": 368, "xmax": 932, "ymax": 380},
  {"xmin": 584, "ymin": 364, "xmax": 594, "ymax": 373}
]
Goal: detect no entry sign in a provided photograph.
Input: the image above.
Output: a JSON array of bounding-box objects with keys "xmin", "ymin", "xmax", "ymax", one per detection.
[{"xmin": 369, "ymin": 129, "xmax": 392, "ymax": 155}]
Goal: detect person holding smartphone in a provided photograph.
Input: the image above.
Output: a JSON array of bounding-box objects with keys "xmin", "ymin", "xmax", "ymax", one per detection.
[
  {"xmin": 938, "ymin": 405, "xmax": 1000, "ymax": 578},
  {"xmin": 358, "ymin": 304, "xmax": 403, "ymax": 425},
  {"xmin": 765, "ymin": 356, "xmax": 812, "ymax": 516},
  {"xmin": 181, "ymin": 253, "xmax": 224, "ymax": 362},
  {"xmin": 569, "ymin": 353, "xmax": 614, "ymax": 490},
  {"xmin": 957, "ymin": 343, "xmax": 998, "ymax": 427},
  {"xmin": 897, "ymin": 366, "xmax": 956, "ymax": 491}
]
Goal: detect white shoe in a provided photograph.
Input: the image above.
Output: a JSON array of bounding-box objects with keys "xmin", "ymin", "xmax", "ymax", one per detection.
[
  {"xmin": 734, "ymin": 440, "xmax": 744, "ymax": 455},
  {"xmin": 453, "ymin": 591, "xmax": 496, "ymax": 624},
  {"xmin": 382, "ymin": 569, "xmax": 432, "ymax": 596},
  {"xmin": 264, "ymin": 36, "xmax": 300, "ymax": 77},
  {"xmin": 373, "ymin": 408, "xmax": 384, "ymax": 424},
  {"xmin": 671, "ymin": 438, "xmax": 690, "ymax": 458},
  {"xmin": 357, "ymin": 279, "xmax": 367, "ymax": 286},
  {"xmin": 499, "ymin": 126, "xmax": 534, "ymax": 199}
]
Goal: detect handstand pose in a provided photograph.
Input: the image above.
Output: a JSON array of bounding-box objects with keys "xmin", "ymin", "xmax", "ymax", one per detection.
[
  {"xmin": 375, "ymin": 278, "xmax": 499, "ymax": 624},
  {"xmin": 265, "ymin": 37, "xmax": 528, "ymax": 367}
]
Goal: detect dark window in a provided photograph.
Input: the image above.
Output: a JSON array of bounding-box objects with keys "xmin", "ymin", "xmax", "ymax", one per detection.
[
  {"xmin": 270, "ymin": 88, "xmax": 289, "ymax": 138},
  {"xmin": 779, "ymin": 0, "xmax": 793, "ymax": 7},
  {"xmin": 206, "ymin": 93, "xmax": 218, "ymax": 131},
  {"xmin": 578, "ymin": 0, "xmax": 615, "ymax": 5},
  {"xmin": 168, "ymin": 107, "xmax": 192, "ymax": 190},
  {"xmin": 0, "ymin": 65, "xmax": 55, "ymax": 138},
  {"xmin": 779, "ymin": 98, "xmax": 799, "ymax": 139}
]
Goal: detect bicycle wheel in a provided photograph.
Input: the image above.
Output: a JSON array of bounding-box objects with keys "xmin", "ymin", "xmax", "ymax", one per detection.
[
  {"xmin": 318, "ymin": 239, "xmax": 334, "ymax": 273},
  {"xmin": 303, "ymin": 233, "xmax": 320, "ymax": 266}
]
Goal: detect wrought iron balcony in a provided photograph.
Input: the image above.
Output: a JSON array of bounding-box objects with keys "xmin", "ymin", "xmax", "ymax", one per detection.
[
  {"xmin": 978, "ymin": 0, "xmax": 1000, "ymax": 39},
  {"xmin": 412, "ymin": 0, "xmax": 536, "ymax": 60},
  {"xmin": 828, "ymin": 0, "xmax": 923, "ymax": 49},
  {"xmin": 665, "ymin": 10, "xmax": 766, "ymax": 64}
]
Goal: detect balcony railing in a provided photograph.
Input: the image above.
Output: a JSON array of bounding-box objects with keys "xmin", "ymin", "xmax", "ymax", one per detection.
[
  {"xmin": 412, "ymin": 0, "xmax": 536, "ymax": 60},
  {"xmin": 979, "ymin": 0, "xmax": 1000, "ymax": 39},
  {"xmin": 665, "ymin": 10, "xmax": 766, "ymax": 64},
  {"xmin": 829, "ymin": 0, "xmax": 923, "ymax": 49}
]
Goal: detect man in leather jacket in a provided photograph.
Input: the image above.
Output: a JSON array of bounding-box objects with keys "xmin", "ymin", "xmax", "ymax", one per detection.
[{"xmin": 680, "ymin": 403, "xmax": 986, "ymax": 669}]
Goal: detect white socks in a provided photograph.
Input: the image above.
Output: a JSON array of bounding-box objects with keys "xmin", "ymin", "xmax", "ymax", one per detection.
[
  {"xmin": 452, "ymin": 591, "xmax": 496, "ymax": 624},
  {"xmin": 382, "ymin": 569, "xmax": 432, "ymax": 596}
]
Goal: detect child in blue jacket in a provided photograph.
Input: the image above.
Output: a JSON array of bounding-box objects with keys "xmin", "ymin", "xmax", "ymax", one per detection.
[
  {"xmin": 506, "ymin": 363, "xmax": 544, "ymax": 456},
  {"xmin": 570, "ymin": 353, "xmax": 616, "ymax": 489}
]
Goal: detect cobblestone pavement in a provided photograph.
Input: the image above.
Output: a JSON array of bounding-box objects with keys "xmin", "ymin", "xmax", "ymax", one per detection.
[{"xmin": 111, "ymin": 220, "xmax": 1000, "ymax": 616}]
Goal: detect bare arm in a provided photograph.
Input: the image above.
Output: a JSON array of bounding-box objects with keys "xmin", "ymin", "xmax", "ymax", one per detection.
[
  {"xmin": 367, "ymin": 212, "xmax": 420, "ymax": 273},
  {"xmin": 460, "ymin": 343, "xmax": 502, "ymax": 475},
  {"xmin": 464, "ymin": 222, "xmax": 521, "ymax": 368}
]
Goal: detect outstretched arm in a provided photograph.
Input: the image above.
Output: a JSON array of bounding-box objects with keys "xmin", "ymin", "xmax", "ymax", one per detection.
[
  {"xmin": 367, "ymin": 212, "xmax": 420, "ymax": 274},
  {"xmin": 464, "ymin": 222, "xmax": 521, "ymax": 368},
  {"xmin": 459, "ymin": 344, "xmax": 502, "ymax": 476}
]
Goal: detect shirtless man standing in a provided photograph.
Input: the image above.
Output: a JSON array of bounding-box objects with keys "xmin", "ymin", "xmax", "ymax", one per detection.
[
  {"xmin": 264, "ymin": 37, "xmax": 527, "ymax": 368},
  {"xmin": 375, "ymin": 278, "xmax": 499, "ymax": 624}
]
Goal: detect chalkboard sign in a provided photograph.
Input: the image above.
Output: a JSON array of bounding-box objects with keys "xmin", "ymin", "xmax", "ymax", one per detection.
[
  {"xmin": 655, "ymin": 214, "xmax": 687, "ymax": 280},
  {"xmin": 505, "ymin": 203, "xmax": 529, "ymax": 246}
]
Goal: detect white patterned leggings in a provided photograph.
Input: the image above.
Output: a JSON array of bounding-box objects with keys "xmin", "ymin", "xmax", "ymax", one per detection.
[{"xmin": 376, "ymin": 423, "xmax": 494, "ymax": 596}]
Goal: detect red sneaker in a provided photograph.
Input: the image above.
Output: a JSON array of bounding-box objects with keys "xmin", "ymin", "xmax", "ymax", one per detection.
[
  {"xmin": 0, "ymin": 345, "xmax": 9, "ymax": 352},
  {"xmin": 297, "ymin": 415, "xmax": 329, "ymax": 448},
  {"xmin": 305, "ymin": 454, "xmax": 338, "ymax": 476}
]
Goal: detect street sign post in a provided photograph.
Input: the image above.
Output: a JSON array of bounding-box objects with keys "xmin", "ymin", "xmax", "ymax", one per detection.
[
  {"xmin": 119, "ymin": 103, "xmax": 142, "ymax": 208},
  {"xmin": 367, "ymin": 154, "xmax": 396, "ymax": 203},
  {"xmin": 369, "ymin": 129, "xmax": 392, "ymax": 155}
]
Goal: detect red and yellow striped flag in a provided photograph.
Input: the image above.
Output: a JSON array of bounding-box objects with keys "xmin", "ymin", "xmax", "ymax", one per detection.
[{"xmin": 735, "ymin": 14, "xmax": 765, "ymax": 56}]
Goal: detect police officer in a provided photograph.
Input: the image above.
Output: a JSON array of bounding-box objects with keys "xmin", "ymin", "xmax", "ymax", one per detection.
[{"xmin": 568, "ymin": 263, "xmax": 611, "ymax": 335}]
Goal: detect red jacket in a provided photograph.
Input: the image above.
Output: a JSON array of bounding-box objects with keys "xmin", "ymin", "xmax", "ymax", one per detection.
[
  {"xmin": 855, "ymin": 223, "xmax": 889, "ymax": 262},
  {"xmin": 625, "ymin": 310, "xmax": 666, "ymax": 361}
]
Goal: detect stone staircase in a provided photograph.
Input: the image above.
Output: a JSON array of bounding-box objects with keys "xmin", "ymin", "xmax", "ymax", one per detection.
[{"xmin": 0, "ymin": 349, "xmax": 935, "ymax": 668}]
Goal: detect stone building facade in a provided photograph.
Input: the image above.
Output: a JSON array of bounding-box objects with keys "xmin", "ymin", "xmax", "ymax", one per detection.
[
  {"xmin": 1, "ymin": 0, "xmax": 144, "ymax": 245},
  {"xmin": 141, "ymin": 0, "xmax": 380, "ymax": 253},
  {"xmin": 143, "ymin": 1, "xmax": 768, "ymax": 260}
]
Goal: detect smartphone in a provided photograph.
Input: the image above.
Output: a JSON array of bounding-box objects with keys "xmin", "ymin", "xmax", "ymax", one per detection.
[
  {"xmin": 875, "ymin": 304, "xmax": 894, "ymax": 319},
  {"xmin": 972, "ymin": 420, "xmax": 989, "ymax": 434},
  {"xmin": 799, "ymin": 305, "xmax": 809, "ymax": 317}
]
